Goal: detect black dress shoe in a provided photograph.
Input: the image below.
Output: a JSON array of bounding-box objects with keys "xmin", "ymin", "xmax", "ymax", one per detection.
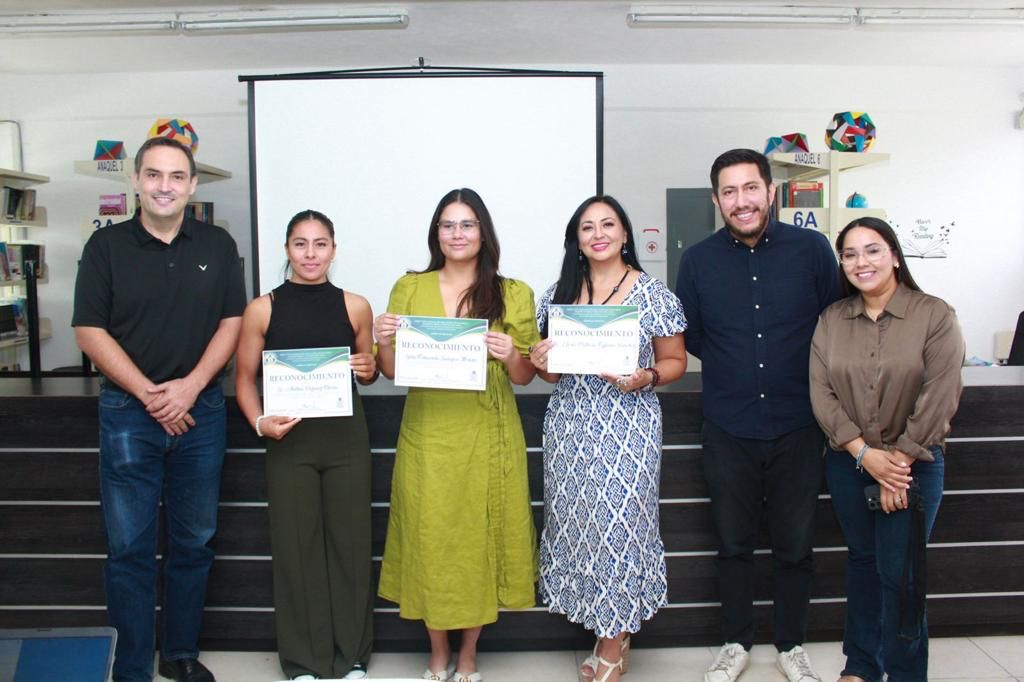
[{"xmin": 158, "ymin": 658, "xmax": 216, "ymax": 682}]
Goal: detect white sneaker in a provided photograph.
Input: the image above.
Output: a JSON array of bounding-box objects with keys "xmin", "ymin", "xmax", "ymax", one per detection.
[
  {"xmin": 705, "ymin": 642, "xmax": 750, "ymax": 682},
  {"xmin": 343, "ymin": 664, "xmax": 368, "ymax": 680},
  {"xmin": 776, "ymin": 645, "xmax": 822, "ymax": 682},
  {"xmin": 290, "ymin": 676, "xmax": 317, "ymax": 681}
]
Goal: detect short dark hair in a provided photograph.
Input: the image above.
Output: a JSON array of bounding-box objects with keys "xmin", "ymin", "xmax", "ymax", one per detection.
[
  {"xmin": 134, "ymin": 137, "xmax": 196, "ymax": 178},
  {"xmin": 710, "ymin": 148, "xmax": 772, "ymax": 193},
  {"xmin": 835, "ymin": 216, "xmax": 922, "ymax": 298}
]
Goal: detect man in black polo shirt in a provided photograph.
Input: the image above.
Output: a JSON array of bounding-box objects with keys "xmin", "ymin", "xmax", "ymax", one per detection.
[
  {"xmin": 73, "ymin": 137, "xmax": 245, "ymax": 682},
  {"xmin": 675, "ymin": 149, "xmax": 839, "ymax": 682}
]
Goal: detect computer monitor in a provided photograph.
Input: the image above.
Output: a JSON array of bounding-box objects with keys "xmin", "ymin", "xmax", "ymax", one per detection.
[
  {"xmin": 1007, "ymin": 311, "xmax": 1024, "ymax": 366},
  {"xmin": 0, "ymin": 627, "xmax": 116, "ymax": 682}
]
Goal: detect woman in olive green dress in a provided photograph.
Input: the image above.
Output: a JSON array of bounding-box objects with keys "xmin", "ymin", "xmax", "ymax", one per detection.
[{"xmin": 374, "ymin": 188, "xmax": 539, "ymax": 682}]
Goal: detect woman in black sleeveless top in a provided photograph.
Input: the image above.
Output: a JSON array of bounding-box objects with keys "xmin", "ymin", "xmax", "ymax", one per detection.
[{"xmin": 235, "ymin": 210, "xmax": 378, "ymax": 680}]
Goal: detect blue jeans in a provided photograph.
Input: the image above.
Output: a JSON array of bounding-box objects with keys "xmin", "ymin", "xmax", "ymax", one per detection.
[
  {"xmin": 98, "ymin": 382, "xmax": 226, "ymax": 682},
  {"xmin": 825, "ymin": 446, "xmax": 944, "ymax": 682}
]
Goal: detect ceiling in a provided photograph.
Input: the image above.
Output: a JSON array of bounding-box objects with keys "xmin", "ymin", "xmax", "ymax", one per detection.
[{"xmin": 2, "ymin": 0, "xmax": 1024, "ymax": 74}]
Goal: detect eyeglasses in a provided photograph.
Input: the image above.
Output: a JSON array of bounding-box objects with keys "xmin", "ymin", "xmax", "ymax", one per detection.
[
  {"xmin": 438, "ymin": 220, "xmax": 480, "ymax": 234},
  {"xmin": 838, "ymin": 244, "xmax": 890, "ymax": 266}
]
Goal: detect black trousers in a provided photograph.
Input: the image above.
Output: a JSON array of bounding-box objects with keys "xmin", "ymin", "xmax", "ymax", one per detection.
[{"xmin": 701, "ymin": 419, "xmax": 825, "ymax": 651}]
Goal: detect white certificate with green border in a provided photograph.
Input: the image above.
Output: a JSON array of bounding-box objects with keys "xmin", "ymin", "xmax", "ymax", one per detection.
[
  {"xmin": 394, "ymin": 315, "xmax": 488, "ymax": 391},
  {"xmin": 547, "ymin": 305, "xmax": 639, "ymax": 375},
  {"xmin": 262, "ymin": 346, "xmax": 352, "ymax": 417}
]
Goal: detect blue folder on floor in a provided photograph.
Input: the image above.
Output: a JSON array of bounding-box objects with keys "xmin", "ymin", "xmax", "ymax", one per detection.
[{"xmin": 0, "ymin": 627, "xmax": 116, "ymax": 682}]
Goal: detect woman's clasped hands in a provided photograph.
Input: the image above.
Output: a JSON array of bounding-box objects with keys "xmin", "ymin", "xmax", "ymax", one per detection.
[{"xmin": 862, "ymin": 447, "xmax": 915, "ymax": 513}]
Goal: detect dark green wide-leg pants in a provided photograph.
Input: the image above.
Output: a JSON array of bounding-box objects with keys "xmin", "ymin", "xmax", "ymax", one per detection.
[{"xmin": 265, "ymin": 395, "xmax": 374, "ymax": 679}]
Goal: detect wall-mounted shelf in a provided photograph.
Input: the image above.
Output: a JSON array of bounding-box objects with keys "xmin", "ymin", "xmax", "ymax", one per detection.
[
  {"xmin": 0, "ymin": 206, "xmax": 48, "ymax": 230},
  {"xmin": 770, "ymin": 151, "xmax": 889, "ymax": 242},
  {"xmin": 0, "ymin": 316, "xmax": 51, "ymax": 350},
  {"xmin": 1, "ymin": 168, "xmax": 50, "ymax": 375},
  {"xmin": 0, "ymin": 168, "xmax": 50, "ymax": 190},
  {"xmin": 73, "ymin": 159, "xmax": 232, "ymax": 185}
]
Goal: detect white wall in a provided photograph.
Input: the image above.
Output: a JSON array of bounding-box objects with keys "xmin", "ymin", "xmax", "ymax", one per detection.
[
  {"xmin": 2, "ymin": 62, "xmax": 1022, "ymax": 369},
  {"xmin": 599, "ymin": 63, "xmax": 1024, "ymax": 364},
  {"xmin": 1, "ymin": 70, "xmax": 252, "ymax": 369}
]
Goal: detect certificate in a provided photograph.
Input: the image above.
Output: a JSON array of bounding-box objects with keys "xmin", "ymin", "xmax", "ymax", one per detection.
[
  {"xmin": 262, "ymin": 346, "xmax": 352, "ymax": 418},
  {"xmin": 547, "ymin": 305, "xmax": 639, "ymax": 375},
  {"xmin": 394, "ymin": 315, "xmax": 488, "ymax": 391}
]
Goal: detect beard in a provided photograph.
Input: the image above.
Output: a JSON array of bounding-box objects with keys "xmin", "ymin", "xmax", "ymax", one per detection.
[{"xmin": 721, "ymin": 204, "xmax": 770, "ymax": 244}]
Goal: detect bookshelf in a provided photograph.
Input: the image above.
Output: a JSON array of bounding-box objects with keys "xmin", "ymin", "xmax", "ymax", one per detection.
[
  {"xmin": 769, "ymin": 151, "xmax": 889, "ymax": 242},
  {"xmin": 0, "ymin": 168, "xmax": 51, "ymax": 373},
  {"xmin": 74, "ymin": 158, "xmax": 233, "ymax": 240}
]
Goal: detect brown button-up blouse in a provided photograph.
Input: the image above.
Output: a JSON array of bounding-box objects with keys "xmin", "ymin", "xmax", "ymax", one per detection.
[{"xmin": 809, "ymin": 283, "xmax": 965, "ymax": 461}]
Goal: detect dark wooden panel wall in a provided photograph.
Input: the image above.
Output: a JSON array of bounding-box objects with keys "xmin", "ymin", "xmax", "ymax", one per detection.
[{"xmin": 1, "ymin": 382, "xmax": 1022, "ymax": 652}]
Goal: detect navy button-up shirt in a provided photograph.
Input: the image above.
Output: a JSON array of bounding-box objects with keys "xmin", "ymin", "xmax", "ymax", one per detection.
[{"xmin": 675, "ymin": 221, "xmax": 839, "ymax": 440}]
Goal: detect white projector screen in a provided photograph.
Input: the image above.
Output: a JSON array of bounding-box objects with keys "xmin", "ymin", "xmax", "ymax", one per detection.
[{"xmin": 245, "ymin": 70, "xmax": 602, "ymax": 320}]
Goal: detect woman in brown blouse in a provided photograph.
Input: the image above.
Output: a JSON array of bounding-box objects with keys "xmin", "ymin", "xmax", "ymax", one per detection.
[{"xmin": 810, "ymin": 217, "xmax": 964, "ymax": 682}]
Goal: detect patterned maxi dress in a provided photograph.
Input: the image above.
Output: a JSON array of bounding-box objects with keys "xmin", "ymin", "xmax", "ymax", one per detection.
[{"xmin": 536, "ymin": 271, "xmax": 686, "ymax": 637}]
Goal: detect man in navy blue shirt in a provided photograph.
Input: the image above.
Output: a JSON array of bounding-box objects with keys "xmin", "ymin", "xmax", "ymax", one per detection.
[{"xmin": 675, "ymin": 149, "xmax": 839, "ymax": 682}]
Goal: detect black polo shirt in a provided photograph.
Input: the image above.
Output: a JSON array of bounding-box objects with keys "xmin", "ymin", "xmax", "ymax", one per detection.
[{"xmin": 72, "ymin": 215, "xmax": 246, "ymax": 386}]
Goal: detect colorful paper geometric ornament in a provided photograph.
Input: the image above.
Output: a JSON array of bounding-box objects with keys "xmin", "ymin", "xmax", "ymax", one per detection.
[
  {"xmin": 93, "ymin": 140, "xmax": 126, "ymax": 160},
  {"xmin": 764, "ymin": 133, "xmax": 810, "ymax": 155},
  {"xmin": 147, "ymin": 118, "xmax": 199, "ymax": 154},
  {"xmin": 845, "ymin": 192, "xmax": 869, "ymax": 208},
  {"xmin": 825, "ymin": 111, "xmax": 876, "ymax": 152}
]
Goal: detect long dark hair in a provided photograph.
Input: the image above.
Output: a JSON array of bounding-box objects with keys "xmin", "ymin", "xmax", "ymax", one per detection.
[
  {"xmin": 419, "ymin": 188, "xmax": 505, "ymax": 324},
  {"xmin": 835, "ymin": 216, "xmax": 922, "ymax": 298},
  {"xmin": 550, "ymin": 195, "xmax": 644, "ymax": 307}
]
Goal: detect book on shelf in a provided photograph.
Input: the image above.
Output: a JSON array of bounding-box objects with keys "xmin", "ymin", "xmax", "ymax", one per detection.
[
  {"xmin": 0, "ymin": 297, "xmax": 27, "ymax": 338},
  {"xmin": 99, "ymin": 193, "xmax": 127, "ymax": 216},
  {"xmin": 776, "ymin": 181, "xmax": 824, "ymax": 208},
  {"xmin": 1, "ymin": 187, "xmax": 38, "ymax": 222},
  {"xmin": 0, "ymin": 242, "xmax": 46, "ymax": 280},
  {"xmin": 789, "ymin": 181, "xmax": 824, "ymax": 208},
  {"xmin": 185, "ymin": 201, "xmax": 214, "ymax": 224}
]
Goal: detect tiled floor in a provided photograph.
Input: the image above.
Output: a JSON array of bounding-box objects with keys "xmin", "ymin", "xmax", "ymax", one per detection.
[{"xmin": 193, "ymin": 636, "xmax": 1024, "ymax": 681}]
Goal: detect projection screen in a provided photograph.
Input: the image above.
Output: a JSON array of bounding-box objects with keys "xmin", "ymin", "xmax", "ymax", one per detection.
[{"xmin": 243, "ymin": 69, "xmax": 603, "ymax": 319}]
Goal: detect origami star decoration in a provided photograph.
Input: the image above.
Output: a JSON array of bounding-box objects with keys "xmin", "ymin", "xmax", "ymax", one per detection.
[
  {"xmin": 825, "ymin": 112, "xmax": 876, "ymax": 152},
  {"xmin": 764, "ymin": 133, "xmax": 810, "ymax": 155},
  {"xmin": 93, "ymin": 140, "xmax": 126, "ymax": 160},
  {"xmin": 147, "ymin": 118, "xmax": 199, "ymax": 154}
]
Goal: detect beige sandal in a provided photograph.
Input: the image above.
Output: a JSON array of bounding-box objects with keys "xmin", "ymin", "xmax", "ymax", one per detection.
[
  {"xmin": 592, "ymin": 654, "xmax": 623, "ymax": 682},
  {"xmin": 580, "ymin": 635, "xmax": 630, "ymax": 680},
  {"xmin": 422, "ymin": 663, "xmax": 455, "ymax": 681}
]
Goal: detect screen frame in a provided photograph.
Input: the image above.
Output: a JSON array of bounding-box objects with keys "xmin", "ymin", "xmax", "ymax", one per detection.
[{"xmin": 239, "ymin": 65, "xmax": 604, "ymax": 296}]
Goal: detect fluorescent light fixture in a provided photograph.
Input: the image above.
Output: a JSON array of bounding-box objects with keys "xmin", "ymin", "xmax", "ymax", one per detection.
[
  {"xmin": 858, "ymin": 7, "xmax": 1024, "ymax": 27},
  {"xmin": 178, "ymin": 8, "xmax": 408, "ymax": 32},
  {"xmin": 628, "ymin": 4, "xmax": 1024, "ymax": 28},
  {"xmin": 0, "ymin": 11, "xmax": 176, "ymax": 34},
  {"xmin": 0, "ymin": 7, "xmax": 408, "ymax": 35},
  {"xmin": 628, "ymin": 4, "xmax": 857, "ymax": 26}
]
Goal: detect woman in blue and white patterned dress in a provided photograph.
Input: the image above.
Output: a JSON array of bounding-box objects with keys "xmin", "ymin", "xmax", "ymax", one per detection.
[{"xmin": 529, "ymin": 195, "xmax": 687, "ymax": 682}]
